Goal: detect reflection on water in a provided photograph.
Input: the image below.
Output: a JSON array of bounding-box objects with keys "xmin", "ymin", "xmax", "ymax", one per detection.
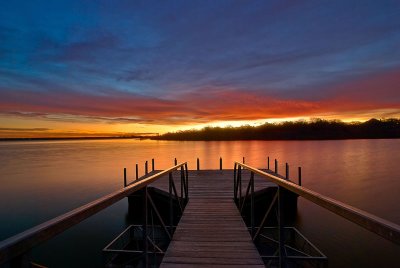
[{"xmin": 0, "ymin": 139, "xmax": 399, "ymax": 267}]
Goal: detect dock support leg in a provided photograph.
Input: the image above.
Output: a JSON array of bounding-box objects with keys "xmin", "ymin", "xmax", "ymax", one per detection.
[
  {"xmin": 169, "ymin": 173, "xmax": 174, "ymax": 235},
  {"xmin": 278, "ymin": 186, "xmax": 286, "ymax": 268},
  {"xmin": 143, "ymin": 186, "xmax": 148, "ymax": 267},
  {"xmin": 250, "ymin": 172, "xmax": 254, "ymax": 237}
]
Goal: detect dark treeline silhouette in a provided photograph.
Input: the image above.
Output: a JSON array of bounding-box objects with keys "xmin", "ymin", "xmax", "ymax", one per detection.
[{"xmin": 155, "ymin": 118, "xmax": 400, "ymax": 141}]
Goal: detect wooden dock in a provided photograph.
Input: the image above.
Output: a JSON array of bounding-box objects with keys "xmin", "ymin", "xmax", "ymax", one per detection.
[{"xmin": 155, "ymin": 171, "xmax": 267, "ymax": 267}]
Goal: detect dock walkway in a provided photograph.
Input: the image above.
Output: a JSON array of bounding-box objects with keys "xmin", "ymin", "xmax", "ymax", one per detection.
[{"xmin": 156, "ymin": 170, "xmax": 266, "ymax": 267}]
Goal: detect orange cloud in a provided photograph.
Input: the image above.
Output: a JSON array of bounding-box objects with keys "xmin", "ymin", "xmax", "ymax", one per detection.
[{"xmin": 0, "ymin": 70, "xmax": 399, "ymax": 127}]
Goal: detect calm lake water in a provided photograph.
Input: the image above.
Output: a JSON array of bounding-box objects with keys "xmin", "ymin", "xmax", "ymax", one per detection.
[{"xmin": 0, "ymin": 139, "xmax": 399, "ymax": 267}]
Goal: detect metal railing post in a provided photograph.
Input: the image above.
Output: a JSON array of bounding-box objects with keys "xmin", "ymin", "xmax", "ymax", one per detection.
[
  {"xmin": 136, "ymin": 164, "xmax": 138, "ymax": 180},
  {"xmin": 185, "ymin": 163, "xmax": 189, "ymax": 201},
  {"xmin": 233, "ymin": 163, "xmax": 237, "ymax": 201},
  {"xmin": 174, "ymin": 158, "xmax": 177, "ymax": 165},
  {"xmin": 275, "ymin": 159, "xmax": 278, "ymax": 173},
  {"xmin": 152, "ymin": 159, "xmax": 155, "ymax": 171},
  {"xmin": 169, "ymin": 172, "xmax": 174, "ymax": 235},
  {"xmin": 250, "ymin": 171, "xmax": 255, "ymax": 237},
  {"xmin": 278, "ymin": 186, "xmax": 285, "ymax": 268},
  {"xmin": 145, "ymin": 161, "xmax": 148, "ymax": 174},
  {"xmin": 123, "ymin": 168, "xmax": 127, "ymax": 187},
  {"xmin": 197, "ymin": 158, "xmax": 200, "ymax": 170},
  {"xmin": 298, "ymin": 167, "xmax": 302, "ymax": 186},
  {"xmin": 285, "ymin": 163, "xmax": 289, "ymax": 180},
  {"xmin": 267, "ymin": 156, "xmax": 270, "ymax": 169},
  {"xmin": 239, "ymin": 166, "xmax": 242, "ymax": 208},
  {"xmin": 180, "ymin": 166, "xmax": 184, "ymax": 200},
  {"xmin": 143, "ymin": 186, "xmax": 148, "ymax": 267},
  {"xmin": 220, "ymin": 157, "xmax": 222, "ymax": 170}
]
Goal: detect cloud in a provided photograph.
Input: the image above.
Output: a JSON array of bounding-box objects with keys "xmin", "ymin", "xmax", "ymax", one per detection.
[
  {"xmin": 0, "ymin": 69, "xmax": 399, "ymax": 125},
  {"xmin": 1, "ymin": 0, "xmax": 400, "ymax": 129},
  {"xmin": 0, "ymin": 127, "xmax": 51, "ymax": 131}
]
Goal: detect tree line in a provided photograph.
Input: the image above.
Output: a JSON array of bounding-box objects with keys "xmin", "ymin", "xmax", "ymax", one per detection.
[{"xmin": 154, "ymin": 118, "xmax": 400, "ymax": 140}]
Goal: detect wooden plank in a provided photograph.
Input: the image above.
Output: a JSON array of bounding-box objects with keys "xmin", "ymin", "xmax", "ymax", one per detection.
[{"xmin": 160, "ymin": 171, "xmax": 264, "ymax": 267}]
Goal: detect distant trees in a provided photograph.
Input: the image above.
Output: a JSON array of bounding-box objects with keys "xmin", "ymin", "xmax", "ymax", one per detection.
[{"xmin": 154, "ymin": 118, "xmax": 400, "ymax": 141}]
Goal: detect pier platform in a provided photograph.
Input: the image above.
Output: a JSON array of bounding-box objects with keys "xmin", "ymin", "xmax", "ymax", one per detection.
[{"xmin": 158, "ymin": 171, "xmax": 266, "ymax": 267}]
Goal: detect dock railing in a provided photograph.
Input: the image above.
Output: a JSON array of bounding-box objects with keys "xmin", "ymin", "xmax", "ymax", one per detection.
[
  {"xmin": 0, "ymin": 162, "xmax": 188, "ymax": 267},
  {"xmin": 234, "ymin": 161, "xmax": 400, "ymax": 267}
]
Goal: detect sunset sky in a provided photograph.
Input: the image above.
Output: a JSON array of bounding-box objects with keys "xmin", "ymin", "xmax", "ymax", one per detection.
[{"xmin": 0, "ymin": 1, "xmax": 399, "ymax": 138}]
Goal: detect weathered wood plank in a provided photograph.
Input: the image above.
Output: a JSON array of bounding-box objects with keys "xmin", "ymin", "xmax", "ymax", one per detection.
[{"xmin": 160, "ymin": 171, "xmax": 265, "ymax": 267}]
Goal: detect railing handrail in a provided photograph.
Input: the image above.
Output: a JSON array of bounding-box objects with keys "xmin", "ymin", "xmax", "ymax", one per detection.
[
  {"xmin": 0, "ymin": 162, "xmax": 188, "ymax": 264},
  {"xmin": 235, "ymin": 161, "xmax": 400, "ymax": 246}
]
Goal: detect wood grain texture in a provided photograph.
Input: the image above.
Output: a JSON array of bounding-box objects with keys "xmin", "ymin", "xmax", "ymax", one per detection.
[{"xmin": 158, "ymin": 170, "xmax": 267, "ymax": 267}]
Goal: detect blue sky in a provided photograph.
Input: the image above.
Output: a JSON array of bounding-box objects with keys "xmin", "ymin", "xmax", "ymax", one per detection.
[{"xmin": 0, "ymin": 0, "xmax": 399, "ymax": 136}]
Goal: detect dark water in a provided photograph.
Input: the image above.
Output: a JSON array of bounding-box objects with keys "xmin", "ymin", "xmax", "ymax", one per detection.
[{"xmin": 0, "ymin": 139, "xmax": 399, "ymax": 267}]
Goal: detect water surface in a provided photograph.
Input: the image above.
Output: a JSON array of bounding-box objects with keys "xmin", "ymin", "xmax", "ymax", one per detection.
[{"xmin": 0, "ymin": 139, "xmax": 399, "ymax": 267}]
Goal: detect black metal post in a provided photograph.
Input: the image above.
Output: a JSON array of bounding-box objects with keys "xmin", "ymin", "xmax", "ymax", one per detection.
[
  {"xmin": 233, "ymin": 163, "xmax": 237, "ymax": 201},
  {"xmin": 243, "ymin": 157, "xmax": 245, "ymax": 164},
  {"xmin": 169, "ymin": 173, "xmax": 173, "ymax": 235},
  {"xmin": 285, "ymin": 163, "xmax": 289, "ymax": 180},
  {"xmin": 239, "ymin": 166, "xmax": 242, "ymax": 207},
  {"xmin": 174, "ymin": 158, "xmax": 177, "ymax": 165},
  {"xmin": 220, "ymin": 157, "xmax": 222, "ymax": 170},
  {"xmin": 298, "ymin": 167, "xmax": 302, "ymax": 186},
  {"xmin": 145, "ymin": 161, "xmax": 148, "ymax": 174},
  {"xmin": 267, "ymin": 156, "xmax": 270, "ymax": 169},
  {"xmin": 136, "ymin": 164, "xmax": 138, "ymax": 180},
  {"xmin": 197, "ymin": 158, "xmax": 200, "ymax": 170},
  {"xmin": 184, "ymin": 163, "xmax": 189, "ymax": 201},
  {"xmin": 123, "ymin": 168, "xmax": 127, "ymax": 187},
  {"xmin": 275, "ymin": 159, "xmax": 278, "ymax": 173},
  {"xmin": 143, "ymin": 186, "xmax": 148, "ymax": 267},
  {"xmin": 180, "ymin": 166, "xmax": 184, "ymax": 200},
  {"xmin": 250, "ymin": 172, "xmax": 255, "ymax": 237},
  {"xmin": 278, "ymin": 186, "xmax": 286, "ymax": 268},
  {"xmin": 152, "ymin": 158, "xmax": 155, "ymax": 171}
]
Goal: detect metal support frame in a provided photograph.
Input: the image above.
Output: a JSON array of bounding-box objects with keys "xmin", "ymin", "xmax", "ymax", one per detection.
[
  {"xmin": 233, "ymin": 162, "xmax": 305, "ymax": 267},
  {"xmin": 141, "ymin": 165, "xmax": 189, "ymax": 267},
  {"xmin": 234, "ymin": 160, "xmax": 400, "ymax": 268}
]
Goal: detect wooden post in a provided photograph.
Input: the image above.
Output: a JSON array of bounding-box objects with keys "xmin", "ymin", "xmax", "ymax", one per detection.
[
  {"xmin": 123, "ymin": 168, "xmax": 127, "ymax": 187},
  {"xmin": 267, "ymin": 156, "xmax": 270, "ymax": 170},
  {"xmin": 275, "ymin": 159, "xmax": 278, "ymax": 173},
  {"xmin": 197, "ymin": 158, "xmax": 200, "ymax": 170},
  {"xmin": 298, "ymin": 167, "xmax": 302, "ymax": 186},
  {"xmin": 136, "ymin": 164, "xmax": 138, "ymax": 180},
  {"xmin": 174, "ymin": 158, "xmax": 177, "ymax": 165},
  {"xmin": 152, "ymin": 158, "xmax": 155, "ymax": 171},
  {"xmin": 145, "ymin": 161, "xmax": 148, "ymax": 174},
  {"xmin": 285, "ymin": 163, "xmax": 289, "ymax": 180},
  {"xmin": 220, "ymin": 157, "xmax": 222, "ymax": 170}
]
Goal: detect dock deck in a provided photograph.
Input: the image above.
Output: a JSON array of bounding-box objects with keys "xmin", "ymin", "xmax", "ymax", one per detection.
[{"xmin": 152, "ymin": 170, "xmax": 269, "ymax": 267}]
